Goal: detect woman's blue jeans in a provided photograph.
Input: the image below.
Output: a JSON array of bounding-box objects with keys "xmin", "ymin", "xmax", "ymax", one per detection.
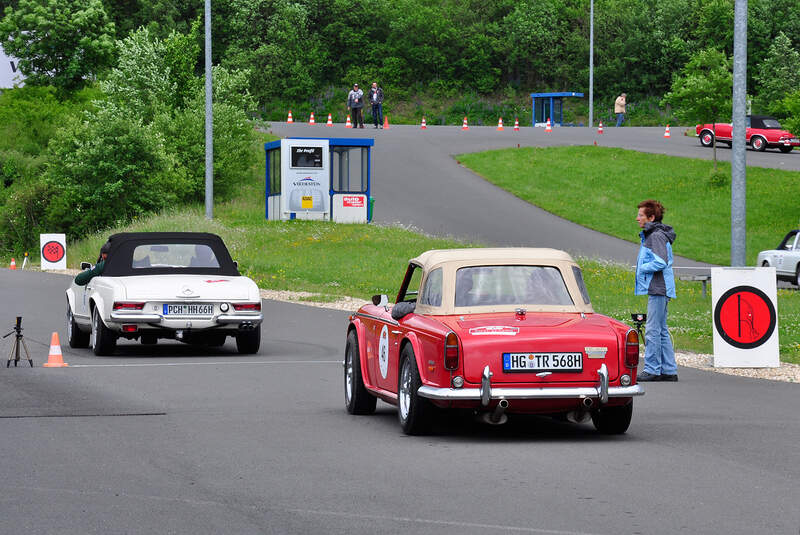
[{"xmin": 644, "ymin": 294, "xmax": 677, "ymax": 375}]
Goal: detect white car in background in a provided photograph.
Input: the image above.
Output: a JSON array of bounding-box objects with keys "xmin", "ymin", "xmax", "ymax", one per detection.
[
  {"xmin": 757, "ymin": 230, "xmax": 800, "ymax": 286},
  {"xmin": 66, "ymin": 232, "xmax": 263, "ymax": 355}
]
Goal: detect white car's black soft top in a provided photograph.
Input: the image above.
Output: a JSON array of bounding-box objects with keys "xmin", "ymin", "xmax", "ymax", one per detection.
[{"xmin": 101, "ymin": 232, "xmax": 241, "ymax": 277}]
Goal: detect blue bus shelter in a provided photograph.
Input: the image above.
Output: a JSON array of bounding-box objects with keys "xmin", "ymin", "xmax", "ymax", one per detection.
[{"xmin": 530, "ymin": 92, "xmax": 584, "ymax": 127}]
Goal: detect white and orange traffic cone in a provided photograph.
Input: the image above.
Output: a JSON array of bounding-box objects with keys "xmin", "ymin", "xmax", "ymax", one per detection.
[
  {"xmin": 497, "ymin": 117, "xmax": 504, "ymax": 131},
  {"xmin": 383, "ymin": 115, "xmax": 390, "ymax": 129},
  {"xmin": 461, "ymin": 117, "xmax": 469, "ymax": 130},
  {"xmin": 597, "ymin": 122, "xmax": 604, "ymax": 134},
  {"xmin": 9, "ymin": 258, "xmax": 15, "ymax": 270},
  {"xmin": 545, "ymin": 118, "xmax": 552, "ymax": 133},
  {"xmin": 345, "ymin": 115, "xmax": 352, "ymax": 128},
  {"xmin": 513, "ymin": 118, "xmax": 520, "ymax": 131},
  {"xmin": 309, "ymin": 112, "xmax": 316, "ymax": 125},
  {"xmin": 287, "ymin": 110, "xmax": 294, "ymax": 123},
  {"xmin": 420, "ymin": 117, "xmax": 427, "ymax": 130},
  {"xmin": 43, "ymin": 332, "xmax": 68, "ymax": 368},
  {"xmin": 663, "ymin": 124, "xmax": 671, "ymax": 138},
  {"xmin": 326, "ymin": 113, "xmax": 333, "ymax": 126}
]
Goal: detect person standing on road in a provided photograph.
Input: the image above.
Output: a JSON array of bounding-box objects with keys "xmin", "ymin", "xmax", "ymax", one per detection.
[
  {"xmin": 615, "ymin": 93, "xmax": 627, "ymax": 127},
  {"xmin": 368, "ymin": 82, "xmax": 384, "ymax": 129},
  {"xmin": 347, "ymin": 83, "xmax": 365, "ymax": 128},
  {"xmin": 635, "ymin": 199, "xmax": 678, "ymax": 382}
]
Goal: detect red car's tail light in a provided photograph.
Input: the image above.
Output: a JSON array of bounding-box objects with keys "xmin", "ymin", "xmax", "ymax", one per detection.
[
  {"xmin": 444, "ymin": 331, "xmax": 459, "ymax": 370},
  {"xmin": 625, "ymin": 329, "xmax": 639, "ymax": 367},
  {"xmin": 233, "ymin": 302, "xmax": 261, "ymax": 311},
  {"xmin": 113, "ymin": 302, "xmax": 145, "ymax": 311}
]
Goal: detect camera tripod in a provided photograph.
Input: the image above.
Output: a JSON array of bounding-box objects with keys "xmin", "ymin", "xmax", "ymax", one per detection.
[{"xmin": 4, "ymin": 316, "xmax": 33, "ymax": 367}]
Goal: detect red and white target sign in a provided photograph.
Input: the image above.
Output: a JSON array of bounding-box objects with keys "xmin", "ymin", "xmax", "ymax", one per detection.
[
  {"xmin": 711, "ymin": 267, "xmax": 779, "ymax": 368},
  {"xmin": 40, "ymin": 233, "xmax": 67, "ymax": 270}
]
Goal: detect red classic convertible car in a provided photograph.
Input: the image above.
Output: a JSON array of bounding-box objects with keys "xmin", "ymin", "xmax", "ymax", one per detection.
[
  {"xmin": 344, "ymin": 248, "xmax": 644, "ymax": 435},
  {"xmin": 696, "ymin": 115, "xmax": 798, "ymax": 152}
]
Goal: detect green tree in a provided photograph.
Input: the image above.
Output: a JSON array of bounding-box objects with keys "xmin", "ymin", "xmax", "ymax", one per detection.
[
  {"xmin": 754, "ymin": 32, "xmax": 800, "ymax": 117},
  {"xmin": 662, "ymin": 48, "xmax": 732, "ymax": 168},
  {"xmin": 0, "ymin": 0, "xmax": 115, "ymax": 90},
  {"xmin": 782, "ymin": 90, "xmax": 800, "ymax": 137}
]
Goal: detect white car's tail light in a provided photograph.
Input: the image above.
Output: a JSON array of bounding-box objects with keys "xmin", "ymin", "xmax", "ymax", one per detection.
[
  {"xmin": 444, "ymin": 331, "xmax": 459, "ymax": 370},
  {"xmin": 121, "ymin": 324, "xmax": 138, "ymax": 333},
  {"xmin": 113, "ymin": 302, "xmax": 145, "ymax": 311},
  {"xmin": 233, "ymin": 302, "xmax": 261, "ymax": 312}
]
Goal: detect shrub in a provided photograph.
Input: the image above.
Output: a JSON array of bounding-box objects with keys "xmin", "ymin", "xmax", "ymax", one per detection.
[
  {"xmin": 709, "ymin": 168, "xmax": 729, "ymax": 188},
  {"xmin": 43, "ymin": 107, "xmax": 178, "ymax": 239}
]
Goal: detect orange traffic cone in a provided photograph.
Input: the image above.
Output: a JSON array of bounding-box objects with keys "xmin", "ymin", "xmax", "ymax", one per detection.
[
  {"xmin": 513, "ymin": 118, "xmax": 520, "ymax": 131},
  {"xmin": 287, "ymin": 110, "xmax": 294, "ymax": 123},
  {"xmin": 383, "ymin": 115, "xmax": 390, "ymax": 129},
  {"xmin": 545, "ymin": 118, "xmax": 552, "ymax": 133},
  {"xmin": 597, "ymin": 122, "xmax": 604, "ymax": 134},
  {"xmin": 43, "ymin": 332, "xmax": 68, "ymax": 368},
  {"xmin": 345, "ymin": 115, "xmax": 352, "ymax": 128},
  {"xmin": 497, "ymin": 117, "xmax": 504, "ymax": 131},
  {"xmin": 420, "ymin": 117, "xmax": 427, "ymax": 130},
  {"xmin": 461, "ymin": 117, "xmax": 469, "ymax": 130},
  {"xmin": 663, "ymin": 124, "xmax": 671, "ymax": 138},
  {"xmin": 326, "ymin": 113, "xmax": 333, "ymax": 126},
  {"xmin": 9, "ymin": 257, "xmax": 15, "ymax": 270},
  {"xmin": 309, "ymin": 112, "xmax": 316, "ymax": 125}
]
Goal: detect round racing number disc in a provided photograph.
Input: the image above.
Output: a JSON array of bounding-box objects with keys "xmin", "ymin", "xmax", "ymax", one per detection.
[
  {"xmin": 41, "ymin": 240, "xmax": 65, "ymax": 264},
  {"xmin": 713, "ymin": 285, "xmax": 776, "ymax": 349}
]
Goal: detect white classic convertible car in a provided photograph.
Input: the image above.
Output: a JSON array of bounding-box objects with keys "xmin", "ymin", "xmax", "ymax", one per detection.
[
  {"xmin": 66, "ymin": 232, "xmax": 263, "ymax": 355},
  {"xmin": 757, "ymin": 229, "xmax": 800, "ymax": 286}
]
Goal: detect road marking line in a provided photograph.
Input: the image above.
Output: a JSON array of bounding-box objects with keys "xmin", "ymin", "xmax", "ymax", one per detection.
[
  {"xmin": 69, "ymin": 360, "xmax": 340, "ymax": 368},
  {"xmin": 287, "ymin": 508, "xmax": 601, "ymax": 535}
]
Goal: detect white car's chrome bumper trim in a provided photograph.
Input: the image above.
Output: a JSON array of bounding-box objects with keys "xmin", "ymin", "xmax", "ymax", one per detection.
[
  {"xmin": 110, "ymin": 313, "xmax": 162, "ymax": 322},
  {"xmin": 109, "ymin": 313, "xmax": 263, "ymax": 324},
  {"xmin": 215, "ymin": 314, "xmax": 263, "ymax": 324},
  {"xmin": 417, "ymin": 384, "xmax": 644, "ymax": 401}
]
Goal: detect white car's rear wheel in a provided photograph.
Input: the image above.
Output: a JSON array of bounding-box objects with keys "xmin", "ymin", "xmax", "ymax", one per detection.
[
  {"xmin": 91, "ymin": 307, "xmax": 117, "ymax": 356},
  {"xmin": 66, "ymin": 302, "xmax": 89, "ymax": 348},
  {"xmin": 236, "ymin": 328, "xmax": 260, "ymax": 354}
]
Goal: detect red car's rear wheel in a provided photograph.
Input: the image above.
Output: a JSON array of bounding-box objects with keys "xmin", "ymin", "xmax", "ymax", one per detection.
[{"xmin": 344, "ymin": 330, "xmax": 376, "ymax": 415}]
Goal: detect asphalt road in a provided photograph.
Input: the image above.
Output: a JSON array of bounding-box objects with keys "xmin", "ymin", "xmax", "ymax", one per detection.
[
  {"xmin": 268, "ymin": 122, "xmax": 799, "ymax": 270},
  {"xmin": 1, "ymin": 270, "xmax": 798, "ymax": 535}
]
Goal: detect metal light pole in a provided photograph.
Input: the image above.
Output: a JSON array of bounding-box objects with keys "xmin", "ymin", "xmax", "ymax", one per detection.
[
  {"xmin": 588, "ymin": 0, "xmax": 594, "ymax": 128},
  {"xmin": 731, "ymin": 0, "xmax": 747, "ymax": 266},
  {"xmin": 204, "ymin": 0, "xmax": 214, "ymax": 220}
]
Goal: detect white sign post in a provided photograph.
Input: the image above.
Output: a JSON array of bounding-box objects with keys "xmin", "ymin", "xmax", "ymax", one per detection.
[
  {"xmin": 711, "ymin": 267, "xmax": 779, "ymax": 368},
  {"xmin": 40, "ymin": 233, "xmax": 67, "ymax": 271}
]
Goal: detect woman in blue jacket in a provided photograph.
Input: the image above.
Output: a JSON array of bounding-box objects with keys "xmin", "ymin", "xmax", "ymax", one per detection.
[{"xmin": 635, "ymin": 200, "xmax": 678, "ymax": 382}]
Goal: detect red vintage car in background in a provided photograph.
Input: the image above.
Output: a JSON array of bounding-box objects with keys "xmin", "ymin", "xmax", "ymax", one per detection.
[
  {"xmin": 344, "ymin": 248, "xmax": 644, "ymax": 435},
  {"xmin": 696, "ymin": 115, "xmax": 799, "ymax": 152}
]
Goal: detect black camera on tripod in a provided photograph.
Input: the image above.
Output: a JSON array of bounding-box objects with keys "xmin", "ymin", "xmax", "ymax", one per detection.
[{"xmin": 4, "ymin": 316, "xmax": 32, "ymax": 367}]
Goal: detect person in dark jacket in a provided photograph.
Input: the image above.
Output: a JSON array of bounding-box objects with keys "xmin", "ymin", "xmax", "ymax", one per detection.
[
  {"xmin": 634, "ymin": 199, "xmax": 678, "ymax": 382},
  {"xmin": 346, "ymin": 83, "xmax": 364, "ymax": 128},
  {"xmin": 75, "ymin": 241, "xmax": 111, "ymax": 286},
  {"xmin": 368, "ymin": 82, "xmax": 384, "ymax": 129}
]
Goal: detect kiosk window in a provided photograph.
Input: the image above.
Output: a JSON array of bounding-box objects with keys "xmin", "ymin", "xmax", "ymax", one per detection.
[
  {"xmin": 268, "ymin": 148, "xmax": 281, "ymax": 194},
  {"xmin": 291, "ymin": 146, "xmax": 323, "ymax": 168},
  {"xmin": 332, "ymin": 147, "xmax": 368, "ymax": 193}
]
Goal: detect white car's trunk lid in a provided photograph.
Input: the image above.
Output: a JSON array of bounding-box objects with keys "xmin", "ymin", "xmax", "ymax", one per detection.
[{"xmin": 119, "ymin": 275, "xmax": 251, "ymax": 300}]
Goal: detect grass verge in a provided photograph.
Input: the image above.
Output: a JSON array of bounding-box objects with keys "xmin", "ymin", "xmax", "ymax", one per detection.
[{"xmin": 457, "ymin": 146, "xmax": 800, "ymax": 266}]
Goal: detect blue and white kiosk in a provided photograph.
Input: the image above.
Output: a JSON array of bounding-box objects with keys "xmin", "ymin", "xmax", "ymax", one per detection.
[{"xmin": 265, "ymin": 137, "xmax": 374, "ymax": 223}]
